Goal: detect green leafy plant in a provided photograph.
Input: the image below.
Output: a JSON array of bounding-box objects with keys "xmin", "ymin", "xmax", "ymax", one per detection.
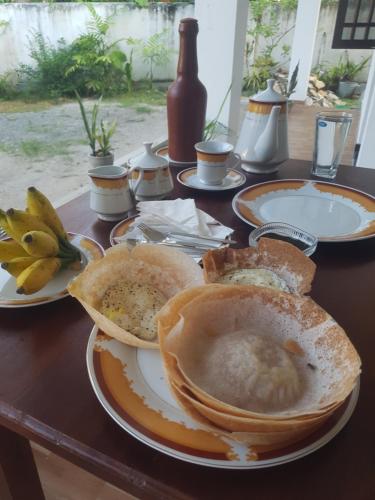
[
  {"xmin": 128, "ymin": 30, "xmax": 173, "ymax": 89},
  {"xmin": 17, "ymin": 5, "xmax": 132, "ymax": 99},
  {"xmin": 275, "ymin": 61, "xmax": 299, "ymax": 99},
  {"xmin": 203, "ymin": 84, "xmax": 232, "ymax": 141},
  {"xmin": 243, "ymin": 54, "xmax": 278, "ymax": 94},
  {"xmin": 0, "ymin": 72, "xmax": 17, "ymax": 100},
  {"xmin": 319, "ymin": 54, "xmax": 370, "ymax": 91},
  {"xmin": 75, "ymin": 90, "xmax": 116, "ymax": 157},
  {"xmin": 244, "ymin": 0, "xmax": 296, "ymax": 94},
  {"xmin": 66, "ymin": 4, "xmax": 131, "ymax": 95},
  {"xmin": 18, "ymin": 32, "xmax": 79, "ymax": 98}
]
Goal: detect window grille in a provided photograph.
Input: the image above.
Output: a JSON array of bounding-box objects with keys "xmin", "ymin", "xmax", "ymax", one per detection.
[{"xmin": 332, "ymin": 0, "xmax": 375, "ymax": 48}]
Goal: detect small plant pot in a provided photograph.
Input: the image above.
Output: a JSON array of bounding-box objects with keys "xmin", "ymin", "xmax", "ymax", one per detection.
[
  {"xmin": 338, "ymin": 81, "xmax": 360, "ymax": 99},
  {"xmin": 88, "ymin": 153, "xmax": 114, "ymax": 168}
]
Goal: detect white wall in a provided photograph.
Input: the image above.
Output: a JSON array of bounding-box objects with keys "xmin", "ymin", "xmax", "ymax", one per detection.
[
  {"xmin": 0, "ymin": 2, "xmax": 194, "ymax": 80},
  {"xmin": 0, "ymin": 2, "xmax": 372, "ymax": 83},
  {"xmin": 250, "ymin": 4, "xmax": 373, "ymax": 82}
]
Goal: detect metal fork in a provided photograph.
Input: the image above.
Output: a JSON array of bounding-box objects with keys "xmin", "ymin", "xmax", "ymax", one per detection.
[
  {"xmin": 137, "ymin": 223, "xmax": 216, "ymax": 251},
  {"xmin": 0, "ymin": 228, "xmax": 7, "ymax": 240},
  {"xmin": 137, "ymin": 222, "xmax": 234, "ymax": 247},
  {"xmin": 125, "ymin": 238, "xmax": 208, "ymax": 256}
]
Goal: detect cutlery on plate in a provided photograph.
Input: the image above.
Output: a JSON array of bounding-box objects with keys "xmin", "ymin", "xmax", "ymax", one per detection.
[
  {"xmin": 0, "ymin": 228, "xmax": 7, "ymax": 240},
  {"xmin": 137, "ymin": 223, "xmax": 234, "ymax": 246},
  {"xmin": 135, "ymin": 228, "xmax": 214, "ymax": 252},
  {"xmin": 124, "ymin": 238, "xmax": 208, "ymax": 256}
]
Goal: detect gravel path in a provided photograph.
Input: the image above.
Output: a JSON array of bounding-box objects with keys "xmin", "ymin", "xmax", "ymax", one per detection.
[{"xmin": 0, "ymin": 101, "xmax": 167, "ymax": 209}]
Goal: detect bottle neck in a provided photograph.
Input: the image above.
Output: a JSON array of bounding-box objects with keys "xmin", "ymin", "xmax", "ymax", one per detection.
[{"xmin": 177, "ymin": 31, "xmax": 198, "ymax": 78}]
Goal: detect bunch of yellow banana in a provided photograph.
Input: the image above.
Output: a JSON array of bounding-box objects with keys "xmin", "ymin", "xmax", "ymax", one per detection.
[{"xmin": 0, "ymin": 187, "xmax": 81, "ymax": 295}]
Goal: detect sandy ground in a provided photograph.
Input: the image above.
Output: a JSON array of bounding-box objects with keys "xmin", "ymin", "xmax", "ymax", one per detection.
[{"xmin": 0, "ymin": 101, "xmax": 167, "ymax": 209}]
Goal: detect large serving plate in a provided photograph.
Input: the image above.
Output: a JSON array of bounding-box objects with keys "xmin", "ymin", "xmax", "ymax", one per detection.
[
  {"xmin": 232, "ymin": 180, "xmax": 375, "ymax": 242},
  {"xmin": 87, "ymin": 326, "xmax": 359, "ymax": 469},
  {"xmin": 0, "ymin": 233, "xmax": 104, "ymax": 308}
]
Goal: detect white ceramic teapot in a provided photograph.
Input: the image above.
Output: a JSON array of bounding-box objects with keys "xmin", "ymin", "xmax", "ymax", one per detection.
[
  {"xmin": 235, "ymin": 79, "xmax": 289, "ymax": 174},
  {"xmin": 128, "ymin": 142, "xmax": 174, "ymax": 200}
]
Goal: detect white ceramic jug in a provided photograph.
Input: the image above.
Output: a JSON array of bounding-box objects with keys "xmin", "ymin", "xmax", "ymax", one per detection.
[
  {"xmin": 235, "ymin": 79, "xmax": 289, "ymax": 174},
  {"xmin": 88, "ymin": 165, "xmax": 134, "ymax": 221},
  {"xmin": 128, "ymin": 142, "xmax": 174, "ymax": 201}
]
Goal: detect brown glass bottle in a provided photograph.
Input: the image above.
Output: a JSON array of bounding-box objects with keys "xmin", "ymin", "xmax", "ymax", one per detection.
[{"xmin": 167, "ymin": 18, "xmax": 207, "ymax": 163}]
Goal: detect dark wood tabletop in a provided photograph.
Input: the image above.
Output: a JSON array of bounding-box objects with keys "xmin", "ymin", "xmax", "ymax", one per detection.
[{"xmin": 1, "ymin": 160, "xmax": 375, "ymax": 500}]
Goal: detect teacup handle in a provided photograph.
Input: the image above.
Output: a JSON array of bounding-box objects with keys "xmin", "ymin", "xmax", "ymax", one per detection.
[{"xmin": 229, "ymin": 152, "xmax": 242, "ymax": 168}]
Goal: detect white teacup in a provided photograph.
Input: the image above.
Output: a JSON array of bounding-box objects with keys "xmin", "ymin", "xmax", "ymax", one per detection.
[
  {"xmin": 195, "ymin": 141, "xmax": 240, "ymax": 185},
  {"xmin": 88, "ymin": 165, "xmax": 134, "ymax": 221}
]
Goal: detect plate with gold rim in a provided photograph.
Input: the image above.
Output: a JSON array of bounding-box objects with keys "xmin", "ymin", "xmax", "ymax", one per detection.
[
  {"xmin": 87, "ymin": 326, "xmax": 359, "ymax": 469},
  {"xmin": 177, "ymin": 167, "xmax": 246, "ymax": 192},
  {"xmin": 0, "ymin": 233, "xmax": 104, "ymax": 308},
  {"xmin": 155, "ymin": 146, "xmax": 197, "ymax": 167},
  {"xmin": 232, "ymin": 179, "xmax": 375, "ymax": 242}
]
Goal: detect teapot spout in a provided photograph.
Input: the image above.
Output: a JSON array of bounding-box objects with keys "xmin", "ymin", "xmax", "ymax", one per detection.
[{"xmin": 254, "ymin": 105, "xmax": 281, "ymax": 163}]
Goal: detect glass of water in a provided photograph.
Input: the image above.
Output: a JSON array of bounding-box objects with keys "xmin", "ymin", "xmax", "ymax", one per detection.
[{"xmin": 311, "ymin": 112, "xmax": 352, "ymax": 179}]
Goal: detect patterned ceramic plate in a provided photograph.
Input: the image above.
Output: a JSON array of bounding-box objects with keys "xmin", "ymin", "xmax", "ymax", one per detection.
[
  {"xmin": 177, "ymin": 167, "xmax": 246, "ymax": 192},
  {"xmin": 87, "ymin": 326, "xmax": 359, "ymax": 469},
  {"xmin": 233, "ymin": 180, "xmax": 375, "ymax": 242},
  {"xmin": 109, "ymin": 215, "xmax": 138, "ymax": 247},
  {"xmin": 155, "ymin": 146, "xmax": 197, "ymax": 167},
  {"xmin": 0, "ymin": 233, "xmax": 104, "ymax": 308}
]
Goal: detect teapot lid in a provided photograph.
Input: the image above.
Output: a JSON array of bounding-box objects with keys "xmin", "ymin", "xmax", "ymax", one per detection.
[
  {"xmin": 129, "ymin": 142, "xmax": 168, "ymax": 169},
  {"xmin": 251, "ymin": 79, "xmax": 287, "ymax": 103}
]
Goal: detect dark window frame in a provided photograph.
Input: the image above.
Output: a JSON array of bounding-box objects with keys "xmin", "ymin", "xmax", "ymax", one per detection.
[{"xmin": 332, "ymin": 0, "xmax": 375, "ymax": 49}]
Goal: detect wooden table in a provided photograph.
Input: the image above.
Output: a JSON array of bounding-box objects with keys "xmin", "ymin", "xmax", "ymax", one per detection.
[{"xmin": 1, "ymin": 160, "xmax": 375, "ymax": 500}]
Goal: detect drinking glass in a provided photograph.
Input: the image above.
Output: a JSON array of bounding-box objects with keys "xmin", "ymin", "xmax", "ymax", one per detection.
[{"xmin": 311, "ymin": 112, "xmax": 352, "ymax": 179}]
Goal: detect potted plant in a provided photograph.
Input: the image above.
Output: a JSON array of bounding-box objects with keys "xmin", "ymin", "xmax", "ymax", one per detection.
[
  {"xmin": 75, "ymin": 91, "xmax": 116, "ymax": 167},
  {"xmin": 320, "ymin": 55, "xmax": 370, "ymax": 98},
  {"xmin": 337, "ymin": 55, "xmax": 370, "ymax": 98}
]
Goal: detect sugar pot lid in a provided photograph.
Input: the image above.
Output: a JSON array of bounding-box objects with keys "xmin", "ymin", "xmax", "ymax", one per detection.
[{"xmin": 129, "ymin": 142, "xmax": 169, "ymax": 169}]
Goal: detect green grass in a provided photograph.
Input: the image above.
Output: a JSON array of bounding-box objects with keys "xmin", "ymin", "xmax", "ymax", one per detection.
[
  {"xmin": 135, "ymin": 105, "xmax": 153, "ymax": 114},
  {"xmin": 115, "ymin": 87, "xmax": 167, "ymax": 108},
  {"xmin": 0, "ymin": 100, "xmax": 55, "ymax": 113},
  {"xmin": 1, "ymin": 139, "xmax": 82, "ymax": 158},
  {"xmin": 20, "ymin": 140, "xmax": 46, "ymax": 157},
  {"xmin": 0, "ymin": 143, "xmax": 16, "ymax": 155},
  {"xmin": 335, "ymin": 97, "xmax": 360, "ymax": 109}
]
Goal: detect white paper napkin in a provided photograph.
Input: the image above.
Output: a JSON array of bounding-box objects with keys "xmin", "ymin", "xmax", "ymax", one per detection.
[
  {"xmin": 137, "ymin": 198, "xmax": 233, "ymax": 238},
  {"xmin": 114, "ymin": 198, "xmax": 233, "ymax": 257}
]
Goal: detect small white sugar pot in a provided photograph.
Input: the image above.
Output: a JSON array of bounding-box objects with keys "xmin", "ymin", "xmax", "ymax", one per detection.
[{"xmin": 127, "ymin": 142, "xmax": 174, "ymax": 200}]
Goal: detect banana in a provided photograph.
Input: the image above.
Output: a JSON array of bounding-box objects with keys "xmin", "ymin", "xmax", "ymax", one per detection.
[
  {"xmin": 1, "ymin": 257, "xmax": 38, "ymax": 277},
  {"xmin": 16, "ymin": 257, "xmax": 61, "ymax": 295},
  {"xmin": 0, "ymin": 209, "xmax": 18, "ymax": 240},
  {"xmin": 0, "ymin": 240, "xmax": 29, "ymax": 261},
  {"xmin": 6, "ymin": 209, "xmax": 58, "ymax": 244},
  {"xmin": 21, "ymin": 231, "xmax": 59, "ymax": 257},
  {"xmin": 27, "ymin": 187, "xmax": 68, "ymax": 240}
]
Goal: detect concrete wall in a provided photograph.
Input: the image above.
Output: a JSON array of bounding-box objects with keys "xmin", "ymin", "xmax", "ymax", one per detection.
[
  {"xmin": 250, "ymin": 3, "xmax": 373, "ymax": 82},
  {"xmin": 0, "ymin": 2, "xmax": 372, "ymax": 82},
  {"xmin": 0, "ymin": 2, "xmax": 194, "ymax": 80}
]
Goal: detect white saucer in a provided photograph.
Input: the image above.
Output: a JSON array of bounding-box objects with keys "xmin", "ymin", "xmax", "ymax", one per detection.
[
  {"xmin": 155, "ymin": 146, "xmax": 197, "ymax": 167},
  {"xmin": 177, "ymin": 167, "xmax": 247, "ymax": 191}
]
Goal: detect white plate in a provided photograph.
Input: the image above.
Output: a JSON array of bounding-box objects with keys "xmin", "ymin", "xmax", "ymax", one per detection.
[
  {"xmin": 155, "ymin": 146, "xmax": 197, "ymax": 167},
  {"xmin": 233, "ymin": 179, "xmax": 375, "ymax": 242},
  {"xmin": 0, "ymin": 233, "xmax": 104, "ymax": 308},
  {"xmin": 87, "ymin": 326, "xmax": 359, "ymax": 469},
  {"xmin": 177, "ymin": 167, "xmax": 246, "ymax": 191}
]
